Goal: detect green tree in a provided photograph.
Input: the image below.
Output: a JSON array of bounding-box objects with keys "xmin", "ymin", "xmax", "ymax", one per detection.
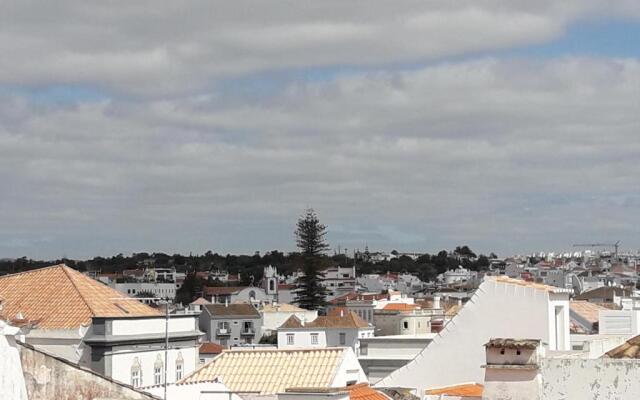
[
  {"xmin": 294, "ymin": 209, "xmax": 329, "ymax": 310},
  {"xmin": 175, "ymin": 272, "xmax": 203, "ymax": 305}
]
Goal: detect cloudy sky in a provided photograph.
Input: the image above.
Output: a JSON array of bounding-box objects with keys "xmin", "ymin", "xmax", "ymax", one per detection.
[{"xmin": 1, "ymin": 1, "xmax": 639, "ymax": 259}]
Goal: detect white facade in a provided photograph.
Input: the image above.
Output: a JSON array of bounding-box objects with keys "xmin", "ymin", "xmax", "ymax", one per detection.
[
  {"xmin": 278, "ymin": 326, "xmax": 374, "ymax": 353},
  {"xmin": 375, "ymin": 277, "xmax": 571, "ymax": 393},
  {"xmin": 373, "ymin": 311, "xmax": 431, "ymax": 336},
  {"xmin": 84, "ymin": 315, "xmax": 201, "ymax": 389},
  {"xmin": 358, "ymin": 335, "xmax": 433, "ymax": 384},
  {"xmin": 111, "ymin": 282, "xmax": 177, "ymax": 300},
  {"xmin": 261, "ymin": 306, "xmax": 318, "ymax": 335}
]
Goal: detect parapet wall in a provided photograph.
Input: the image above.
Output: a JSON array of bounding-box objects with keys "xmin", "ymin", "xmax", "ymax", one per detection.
[
  {"xmin": 540, "ymin": 358, "xmax": 640, "ymax": 400},
  {"xmin": 19, "ymin": 342, "xmax": 157, "ymax": 400}
]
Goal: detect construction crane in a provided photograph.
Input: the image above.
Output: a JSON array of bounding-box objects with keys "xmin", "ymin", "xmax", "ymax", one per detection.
[{"xmin": 573, "ymin": 241, "xmax": 620, "ymax": 259}]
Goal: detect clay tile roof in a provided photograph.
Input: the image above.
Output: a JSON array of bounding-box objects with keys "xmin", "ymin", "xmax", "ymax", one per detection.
[
  {"xmin": 279, "ymin": 315, "xmax": 304, "ymax": 329},
  {"xmin": 604, "ymin": 335, "xmax": 640, "ymax": 359},
  {"xmin": 346, "ymin": 383, "xmax": 390, "ymax": 400},
  {"xmin": 203, "ymin": 303, "xmax": 260, "ymax": 317},
  {"xmin": 282, "ymin": 311, "xmax": 370, "ymax": 329},
  {"xmin": 574, "ymin": 286, "xmax": 630, "ymax": 301},
  {"xmin": 261, "ymin": 303, "xmax": 305, "ymax": 313},
  {"xmin": 0, "ymin": 264, "xmax": 160, "ymax": 329},
  {"xmin": 485, "ymin": 338, "xmax": 540, "ymax": 349},
  {"xmin": 382, "ymin": 303, "xmax": 420, "ymax": 312},
  {"xmin": 491, "ymin": 276, "xmax": 572, "ymax": 293},
  {"xmin": 278, "ymin": 284, "xmax": 297, "ymax": 290},
  {"xmin": 204, "ymin": 286, "xmax": 247, "ymax": 296},
  {"xmin": 424, "ymin": 383, "xmax": 483, "ymax": 397},
  {"xmin": 569, "ymin": 301, "xmax": 608, "ymax": 324},
  {"xmin": 199, "ymin": 342, "xmax": 225, "ymax": 354},
  {"xmin": 190, "ymin": 297, "xmax": 211, "ymax": 305},
  {"xmin": 178, "ymin": 347, "xmax": 349, "ymax": 394}
]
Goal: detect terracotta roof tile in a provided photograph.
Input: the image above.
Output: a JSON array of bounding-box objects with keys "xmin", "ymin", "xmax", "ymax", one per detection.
[
  {"xmin": 570, "ymin": 301, "xmax": 608, "ymax": 324},
  {"xmin": 279, "ymin": 311, "xmax": 369, "ymax": 329},
  {"xmin": 203, "ymin": 303, "xmax": 260, "ymax": 317},
  {"xmin": 0, "ymin": 264, "xmax": 160, "ymax": 329},
  {"xmin": 179, "ymin": 348, "xmax": 348, "ymax": 394},
  {"xmin": 425, "ymin": 383, "xmax": 483, "ymax": 397},
  {"xmin": 199, "ymin": 342, "xmax": 225, "ymax": 354},
  {"xmin": 346, "ymin": 383, "xmax": 390, "ymax": 400},
  {"xmin": 605, "ymin": 335, "xmax": 640, "ymax": 359},
  {"xmin": 382, "ymin": 303, "xmax": 420, "ymax": 312}
]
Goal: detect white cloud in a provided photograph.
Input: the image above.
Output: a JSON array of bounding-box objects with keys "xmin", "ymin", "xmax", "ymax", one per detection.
[{"xmin": 1, "ymin": 1, "xmax": 638, "ymax": 95}]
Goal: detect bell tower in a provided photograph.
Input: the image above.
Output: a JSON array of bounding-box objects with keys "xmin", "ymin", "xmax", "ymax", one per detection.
[{"xmin": 264, "ymin": 265, "xmax": 278, "ymax": 295}]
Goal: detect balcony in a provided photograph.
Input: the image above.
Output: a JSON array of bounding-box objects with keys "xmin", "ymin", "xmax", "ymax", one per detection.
[
  {"xmin": 240, "ymin": 328, "xmax": 255, "ymax": 336},
  {"xmin": 216, "ymin": 328, "xmax": 231, "ymax": 336}
]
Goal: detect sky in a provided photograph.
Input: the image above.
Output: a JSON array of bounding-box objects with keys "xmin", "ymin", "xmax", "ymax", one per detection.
[{"xmin": 1, "ymin": 1, "xmax": 639, "ymax": 260}]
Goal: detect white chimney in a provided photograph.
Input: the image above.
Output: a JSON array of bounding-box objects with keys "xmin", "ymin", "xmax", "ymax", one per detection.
[
  {"xmin": 340, "ymin": 309, "xmax": 344, "ymax": 317},
  {"xmin": 457, "ymin": 298, "xmax": 462, "ymax": 307},
  {"xmin": 433, "ymin": 296, "xmax": 441, "ymax": 310},
  {"xmin": 225, "ymin": 298, "xmax": 228, "ymax": 307},
  {"xmin": 301, "ymin": 315, "xmax": 306, "ymax": 326}
]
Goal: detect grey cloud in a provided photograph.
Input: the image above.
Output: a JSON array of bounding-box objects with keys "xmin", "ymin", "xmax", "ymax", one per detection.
[{"xmin": 1, "ymin": 56, "xmax": 639, "ymax": 258}]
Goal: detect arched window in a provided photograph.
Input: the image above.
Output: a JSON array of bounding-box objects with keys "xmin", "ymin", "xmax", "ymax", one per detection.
[
  {"xmin": 154, "ymin": 354, "xmax": 164, "ymax": 385},
  {"xmin": 249, "ymin": 290, "xmax": 256, "ymax": 301},
  {"xmin": 269, "ymin": 280, "xmax": 275, "ymax": 292},
  {"xmin": 175, "ymin": 352, "xmax": 184, "ymax": 381},
  {"xmin": 131, "ymin": 357, "xmax": 142, "ymax": 387}
]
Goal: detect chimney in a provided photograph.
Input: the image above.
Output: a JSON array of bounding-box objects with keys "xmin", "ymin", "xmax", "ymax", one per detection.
[
  {"xmin": 225, "ymin": 298, "xmax": 228, "ymax": 307},
  {"xmin": 457, "ymin": 298, "xmax": 462, "ymax": 307},
  {"xmin": 340, "ymin": 309, "xmax": 344, "ymax": 317},
  {"xmin": 433, "ymin": 296, "xmax": 441, "ymax": 310},
  {"xmin": 301, "ymin": 315, "xmax": 306, "ymax": 326}
]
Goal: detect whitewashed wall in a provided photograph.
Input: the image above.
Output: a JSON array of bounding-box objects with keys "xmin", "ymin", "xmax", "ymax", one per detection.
[
  {"xmin": 110, "ymin": 346, "xmax": 198, "ymax": 388},
  {"xmin": 540, "ymin": 358, "xmax": 640, "ymax": 400},
  {"xmin": 376, "ymin": 279, "xmax": 570, "ymax": 393}
]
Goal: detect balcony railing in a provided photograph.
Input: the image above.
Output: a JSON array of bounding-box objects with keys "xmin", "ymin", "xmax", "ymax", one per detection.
[
  {"xmin": 216, "ymin": 328, "xmax": 231, "ymax": 336},
  {"xmin": 240, "ymin": 328, "xmax": 255, "ymax": 336}
]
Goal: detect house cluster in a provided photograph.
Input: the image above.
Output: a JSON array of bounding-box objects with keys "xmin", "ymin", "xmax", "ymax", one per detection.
[{"xmin": 5, "ymin": 258, "xmax": 640, "ymax": 399}]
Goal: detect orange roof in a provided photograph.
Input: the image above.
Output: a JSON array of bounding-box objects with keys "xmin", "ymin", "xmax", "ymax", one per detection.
[
  {"xmin": 0, "ymin": 264, "xmax": 160, "ymax": 329},
  {"xmin": 345, "ymin": 383, "xmax": 389, "ymax": 400},
  {"xmin": 280, "ymin": 311, "xmax": 370, "ymax": 329},
  {"xmin": 382, "ymin": 303, "xmax": 420, "ymax": 311},
  {"xmin": 425, "ymin": 383, "xmax": 483, "ymax": 397},
  {"xmin": 199, "ymin": 342, "xmax": 225, "ymax": 354}
]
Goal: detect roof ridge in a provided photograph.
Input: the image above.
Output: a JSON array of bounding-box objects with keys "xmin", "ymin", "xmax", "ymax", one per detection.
[
  {"xmin": 62, "ymin": 265, "xmax": 99, "ymax": 318},
  {"xmin": 0, "ymin": 263, "xmax": 67, "ymax": 279}
]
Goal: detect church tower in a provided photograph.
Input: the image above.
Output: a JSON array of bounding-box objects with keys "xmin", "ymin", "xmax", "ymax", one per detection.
[{"xmin": 264, "ymin": 265, "xmax": 278, "ymax": 296}]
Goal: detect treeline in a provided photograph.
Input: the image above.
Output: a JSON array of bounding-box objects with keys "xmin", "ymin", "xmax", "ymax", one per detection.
[{"xmin": 0, "ymin": 245, "xmax": 497, "ymax": 284}]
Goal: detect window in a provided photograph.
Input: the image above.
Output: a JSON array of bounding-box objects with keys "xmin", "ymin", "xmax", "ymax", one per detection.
[
  {"xmin": 131, "ymin": 357, "xmax": 141, "ymax": 387},
  {"xmin": 311, "ymin": 333, "xmax": 319, "ymax": 345},
  {"xmin": 154, "ymin": 355, "xmax": 164, "ymax": 385},
  {"xmin": 287, "ymin": 333, "xmax": 295, "ymax": 345},
  {"xmin": 175, "ymin": 352, "xmax": 184, "ymax": 381},
  {"xmin": 403, "ymin": 321, "xmax": 409, "ymax": 329},
  {"xmin": 339, "ymin": 332, "xmax": 346, "ymax": 345},
  {"xmin": 199, "ymin": 358, "xmax": 206, "ymax": 365},
  {"xmin": 249, "ymin": 290, "xmax": 256, "ymax": 300},
  {"xmin": 269, "ymin": 280, "xmax": 275, "ymax": 291}
]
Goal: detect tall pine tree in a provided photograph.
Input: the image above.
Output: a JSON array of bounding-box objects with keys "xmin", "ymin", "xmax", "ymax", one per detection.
[{"xmin": 294, "ymin": 209, "xmax": 329, "ymax": 310}]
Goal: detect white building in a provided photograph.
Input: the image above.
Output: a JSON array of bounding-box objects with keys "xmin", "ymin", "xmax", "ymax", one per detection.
[
  {"xmin": 373, "ymin": 304, "xmax": 432, "ymax": 336},
  {"xmin": 84, "ymin": 314, "xmax": 201, "ymax": 388},
  {"xmin": 358, "ymin": 334, "xmax": 434, "ymax": 384},
  {"xmin": 375, "ymin": 276, "xmax": 571, "ymax": 393},
  {"xmin": 0, "ymin": 264, "xmax": 201, "ymax": 389},
  {"xmin": 477, "ymin": 336, "xmax": 640, "ymax": 399},
  {"xmin": 322, "ymin": 266, "xmax": 357, "ymax": 299},
  {"xmin": 277, "ymin": 310, "xmax": 374, "ymax": 354},
  {"xmin": 260, "ymin": 303, "xmax": 318, "ymax": 336},
  {"xmin": 111, "ymin": 281, "xmax": 177, "ymax": 301}
]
